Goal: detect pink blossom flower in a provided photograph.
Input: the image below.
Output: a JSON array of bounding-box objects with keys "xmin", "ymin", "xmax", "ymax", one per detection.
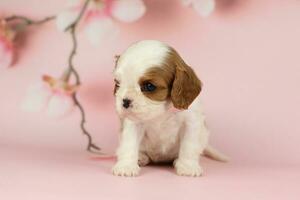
[
  {"xmin": 56, "ymin": 0, "xmax": 146, "ymax": 45},
  {"xmin": 0, "ymin": 19, "xmax": 15, "ymax": 69},
  {"xmin": 21, "ymin": 75, "xmax": 79, "ymax": 117},
  {"xmin": 182, "ymin": 0, "xmax": 215, "ymax": 17}
]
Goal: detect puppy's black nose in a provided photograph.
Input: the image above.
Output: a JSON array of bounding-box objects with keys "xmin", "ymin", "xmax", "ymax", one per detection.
[{"xmin": 122, "ymin": 98, "xmax": 131, "ymax": 109}]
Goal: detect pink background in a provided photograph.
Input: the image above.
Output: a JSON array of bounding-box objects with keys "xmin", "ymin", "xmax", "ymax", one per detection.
[{"xmin": 1, "ymin": 0, "xmax": 300, "ymax": 199}]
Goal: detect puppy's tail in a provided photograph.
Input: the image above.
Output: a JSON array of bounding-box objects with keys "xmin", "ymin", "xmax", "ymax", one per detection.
[{"xmin": 203, "ymin": 145, "xmax": 229, "ymax": 162}]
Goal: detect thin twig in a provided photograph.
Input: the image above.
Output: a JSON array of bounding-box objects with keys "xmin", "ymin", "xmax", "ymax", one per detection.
[
  {"xmin": 65, "ymin": 0, "xmax": 91, "ymax": 80},
  {"xmin": 65, "ymin": 0, "xmax": 101, "ymax": 153},
  {"xmin": 72, "ymin": 93, "xmax": 101, "ymax": 152},
  {"xmin": 5, "ymin": 15, "xmax": 55, "ymax": 26}
]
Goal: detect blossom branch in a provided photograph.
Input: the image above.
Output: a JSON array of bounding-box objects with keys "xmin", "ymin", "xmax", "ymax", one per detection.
[
  {"xmin": 8, "ymin": 0, "xmax": 146, "ymax": 153},
  {"xmin": 4, "ymin": 15, "xmax": 55, "ymax": 26},
  {"xmin": 63, "ymin": 0, "xmax": 101, "ymax": 153}
]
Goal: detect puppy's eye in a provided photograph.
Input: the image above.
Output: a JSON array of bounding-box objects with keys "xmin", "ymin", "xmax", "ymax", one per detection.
[
  {"xmin": 114, "ymin": 79, "xmax": 120, "ymax": 87},
  {"xmin": 114, "ymin": 79, "xmax": 120, "ymax": 95},
  {"xmin": 141, "ymin": 82, "xmax": 156, "ymax": 92}
]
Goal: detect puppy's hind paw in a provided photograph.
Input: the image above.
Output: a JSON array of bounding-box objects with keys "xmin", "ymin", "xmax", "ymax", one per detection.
[
  {"xmin": 112, "ymin": 161, "xmax": 140, "ymax": 177},
  {"xmin": 174, "ymin": 159, "xmax": 203, "ymax": 177},
  {"xmin": 138, "ymin": 152, "xmax": 150, "ymax": 166}
]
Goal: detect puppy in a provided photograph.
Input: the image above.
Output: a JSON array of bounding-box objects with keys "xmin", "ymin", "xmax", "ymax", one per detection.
[{"xmin": 112, "ymin": 40, "xmax": 227, "ymax": 177}]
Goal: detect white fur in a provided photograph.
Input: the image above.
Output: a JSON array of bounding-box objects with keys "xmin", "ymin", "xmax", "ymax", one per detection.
[
  {"xmin": 114, "ymin": 40, "xmax": 170, "ymax": 122},
  {"xmin": 113, "ymin": 40, "xmax": 213, "ymax": 177}
]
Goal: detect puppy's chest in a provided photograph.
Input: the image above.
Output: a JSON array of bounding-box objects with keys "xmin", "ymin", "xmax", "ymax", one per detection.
[{"xmin": 141, "ymin": 116, "xmax": 183, "ymax": 162}]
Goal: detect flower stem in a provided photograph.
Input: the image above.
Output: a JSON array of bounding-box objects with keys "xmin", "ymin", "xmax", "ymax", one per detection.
[{"xmin": 65, "ymin": 0, "xmax": 102, "ymax": 153}]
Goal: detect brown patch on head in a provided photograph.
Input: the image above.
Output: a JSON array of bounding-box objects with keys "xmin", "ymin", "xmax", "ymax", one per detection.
[
  {"xmin": 167, "ymin": 48, "xmax": 202, "ymax": 109},
  {"xmin": 139, "ymin": 47, "xmax": 201, "ymax": 109},
  {"xmin": 139, "ymin": 66, "xmax": 175, "ymax": 101}
]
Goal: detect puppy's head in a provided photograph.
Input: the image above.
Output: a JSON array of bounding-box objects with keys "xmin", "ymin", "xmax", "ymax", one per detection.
[{"xmin": 113, "ymin": 40, "xmax": 201, "ymax": 121}]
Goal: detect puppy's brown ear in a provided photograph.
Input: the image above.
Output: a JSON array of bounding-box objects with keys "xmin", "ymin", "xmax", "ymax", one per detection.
[{"xmin": 170, "ymin": 51, "xmax": 202, "ymax": 110}]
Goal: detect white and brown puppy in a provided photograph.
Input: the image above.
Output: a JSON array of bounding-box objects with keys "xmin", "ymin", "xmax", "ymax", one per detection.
[{"xmin": 112, "ymin": 40, "xmax": 227, "ymax": 177}]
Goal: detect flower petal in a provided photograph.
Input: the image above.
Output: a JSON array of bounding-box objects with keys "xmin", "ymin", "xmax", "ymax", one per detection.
[
  {"xmin": 181, "ymin": 0, "xmax": 194, "ymax": 6},
  {"xmin": 192, "ymin": 0, "xmax": 215, "ymax": 17},
  {"xmin": 56, "ymin": 9, "xmax": 79, "ymax": 31},
  {"xmin": 21, "ymin": 83, "xmax": 52, "ymax": 113},
  {"xmin": 84, "ymin": 17, "xmax": 119, "ymax": 46},
  {"xmin": 66, "ymin": 0, "xmax": 82, "ymax": 7},
  {"xmin": 46, "ymin": 94, "xmax": 74, "ymax": 117},
  {"xmin": 111, "ymin": 0, "xmax": 146, "ymax": 22}
]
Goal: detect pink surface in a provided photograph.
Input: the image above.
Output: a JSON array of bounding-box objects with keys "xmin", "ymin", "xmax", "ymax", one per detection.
[{"xmin": 0, "ymin": 0, "xmax": 300, "ymax": 199}]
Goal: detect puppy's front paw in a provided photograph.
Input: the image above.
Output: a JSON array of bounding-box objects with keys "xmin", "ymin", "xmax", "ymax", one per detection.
[
  {"xmin": 174, "ymin": 159, "xmax": 203, "ymax": 177},
  {"xmin": 112, "ymin": 161, "xmax": 140, "ymax": 177}
]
